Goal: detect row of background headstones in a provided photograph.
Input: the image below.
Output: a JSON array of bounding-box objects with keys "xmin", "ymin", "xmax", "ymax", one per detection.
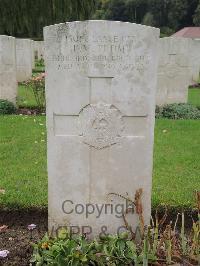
[
  {"xmin": 0, "ymin": 34, "xmax": 200, "ymax": 106},
  {"xmin": 0, "ymin": 36, "xmax": 44, "ymax": 104}
]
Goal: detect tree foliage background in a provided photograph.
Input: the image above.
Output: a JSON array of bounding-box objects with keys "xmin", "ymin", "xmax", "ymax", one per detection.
[
  {"xmin": 0, "ymin": 0, "xmax": 200, "ymax": 39},
  {"xmin": 0, "ymin": 0, "xmax": 96, "ymax": 39},
  {"xmin": 95, "ymin": 0, "xmax": 200, "ymax": 36}
]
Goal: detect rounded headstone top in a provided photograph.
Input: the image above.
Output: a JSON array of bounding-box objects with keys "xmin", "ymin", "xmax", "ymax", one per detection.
[
  {"xmin": 0, "ymin": 35, "xmax": 15, "ymax": 40},
  {"xmin": 44, "ymin": 20, "xmax": 160, "ymax": 33}
]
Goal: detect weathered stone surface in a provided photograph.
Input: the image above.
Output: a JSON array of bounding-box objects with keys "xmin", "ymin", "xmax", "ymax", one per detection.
[
  {"xmin": 16, "ymin": 39, "xmax": 32, "ymax": 82},
  {"xmin": 31, "ymin": 40, "xmax": 35, "ymax": 69},
  {"xmin": 34, "ymin": 41, "xmax": 44, "ymax": 60},
  {"xmin": 44, "ymin": 20, "xmax": 160, "ymax": 236},
  {"xmin": 79, "ymin": 103, "xmax": 124, "ymax": 149},
  {"xmin": 156, "ymin": 37, "xmax": 190, "ymax": 106},
  {"xmin": 0, "ymin": 35, "xmax": 17, "ymax": 104},
  {"xmin": 189, "ymin": 39, "xmax": 200, "ymax": 84}
]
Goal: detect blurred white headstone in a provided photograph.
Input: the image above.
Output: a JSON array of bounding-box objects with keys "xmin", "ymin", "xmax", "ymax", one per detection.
[
  {"xmin": 16, "ymin": 39, "xmax": 32, "ymax": 82},
  {"xmin": 34, "ymin": 41, "xmax": 44, "ymax": 60},
  {"xmin": 0, "ymin": 35, "xmax": 17, "ymax": 104},
  {"xmin": 156, "ymin": 37, "xmax": 190, "ymax": 106}
]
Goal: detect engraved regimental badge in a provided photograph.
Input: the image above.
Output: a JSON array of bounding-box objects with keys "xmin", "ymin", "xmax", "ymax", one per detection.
[{"xmin": 79, "ymin": 103, "xmax": 124, "ymax": 149}]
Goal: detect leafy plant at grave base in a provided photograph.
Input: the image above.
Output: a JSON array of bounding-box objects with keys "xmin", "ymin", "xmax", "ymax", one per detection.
[
  {"xmin": 35, "ymin": 59, "xmax": 45, "ymax": 68},
  {"xmin": 155, "ymin": 103, "xmax": 200, "ymax": 119},
  {"xmin": 26, "ymin": 73, "xmax": 46, "ymax": 112},
  {"xmin": 34, "ymin": 59, "xmax": 45, "ymax": 74},
  {"xmin": 30, "ymin": 191, "xmax": 200, "ymax": 266},
  {"xmin": 0, "ymin": 99, "xmax": 16, "ymax": 114}
]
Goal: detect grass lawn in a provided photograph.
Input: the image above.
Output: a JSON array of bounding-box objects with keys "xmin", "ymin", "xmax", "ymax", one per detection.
[
  {"xmin": 17, "ymin": 84, "xmax": 38, "ymax": 108},
  {"xmin": 153, "ymin": 119, "xmax": 200, "ymax": 209},
  {"xmin": 0, "ymin": 115, "xmax": 47, "ymax": 208},
  {"xmin": 33, "ymin": 66, "xmax": 45, "ymax": 73},
  {"xmin": 0, "ymin": 116, "xmax": 199, "ymax": 209},
  {"xmin": 17, "ymin": 62, "xmax": 45, "ymax": 108},
  {"xmin": 188, "ymin": 88, "xmax": 200, "ymax": 107}
]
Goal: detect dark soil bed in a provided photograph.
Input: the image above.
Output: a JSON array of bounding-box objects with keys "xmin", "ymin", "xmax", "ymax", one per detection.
[
  {"xmin": 0, "ymin": 208, "xmax": 198, "ymax": 265},
  {"xmin": 0, "ymin": 209, "xmax": 47, "ymax": 266},
  {"xmin": 17, "ymin": 108, "xmax": 45, "ymax": 116}
]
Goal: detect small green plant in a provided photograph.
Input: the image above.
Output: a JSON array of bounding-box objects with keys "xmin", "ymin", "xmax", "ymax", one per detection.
[
  {"xmin": 0, "ymin": 99, "xmax": 16, "ymax": 114},
  {"xmin": 31, "ymin": 190, "xmax": 200, "ymax": 265},
  {"xmin": 34, "ymin": 59, "xmax": 45, "ymax": 73},
  {"xmin": 36, "ymin": 58, "xmax": 45, "ymax": 68},
  {"xmin": 31, "ymin": 231, "xmax": 144, "ymax": 266},
  {"xmin": 26, "ymin": 73, "xmax": 45, "ymax": 111},
  {"xmin": 156, "ymin": 103, "xmax": 200, "ymax": 119}
]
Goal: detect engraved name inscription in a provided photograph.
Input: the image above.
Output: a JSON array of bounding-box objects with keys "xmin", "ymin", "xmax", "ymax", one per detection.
[{"xmin": 46, "ymin": 27, "xmax": 150, "ymax": 74}]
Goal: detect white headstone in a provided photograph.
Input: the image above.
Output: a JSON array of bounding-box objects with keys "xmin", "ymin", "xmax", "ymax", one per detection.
[
  {"xmin": 189, "ymin": 39, "xmax": 200, "ymax": 84},
  {"xmin": 0, "ymin": 35, "xmax": 17, "ymax": 104},
  {"xmin": 16, "ymin": 39, "xmax": 32, "ymax": 82},
  {"xmin": 31, "ymin": 40, "xmax": 35, "ymax": 69},
  {"xmin": 44, "ymin": 21, "xmax": 159, "ymax": 236},
  {"xmin": 34, "ymin": 41, "xmax": 44, "ymax": 60},
  {"xmin": 156, "ymin": 37, "xmax": 190, "ymax": 106}
]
